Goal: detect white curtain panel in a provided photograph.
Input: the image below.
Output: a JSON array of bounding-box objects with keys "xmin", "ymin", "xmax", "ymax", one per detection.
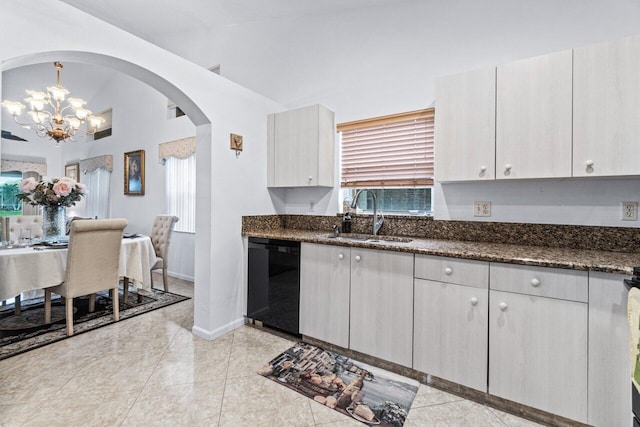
[
  {"xmin": 165, "ymin": 155, "xmax": 195, "ymax": 233},
  {"xmin": 85, "ymin": 168, "xmax": 111, "ymax": 219}
]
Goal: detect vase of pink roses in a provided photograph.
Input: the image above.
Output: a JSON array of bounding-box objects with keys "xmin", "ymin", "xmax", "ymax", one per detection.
[{"xmin": 17, "ymin": 177, "xmax": 87, "ymax": 242}]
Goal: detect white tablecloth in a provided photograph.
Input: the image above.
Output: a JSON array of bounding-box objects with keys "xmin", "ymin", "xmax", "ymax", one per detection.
[{"xmin": 0, "ymin": 236, "xmax": 157, "ymax": 301}]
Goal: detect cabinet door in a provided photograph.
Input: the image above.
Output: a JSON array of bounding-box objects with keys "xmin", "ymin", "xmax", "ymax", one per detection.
[
  {"xmin": 489, "ymin": 290, "xmax": 588, "ymax": 423},
  {"xmin": 300, "ymin": 243, "xmax": 350, "ymax": 348},
  {"xmin": 588, "ymin": 272, "xmax": 631, "ymax": 426},
  {"xmin": 435, "ymin": 67, "xmax": 496, "ymax": 182},
  {"xmin": 349, "ymin": 248, "xmax": 414, "ymax": 367},
  {"xmin": 496, "ymin": 50, "xmax": 573, "ymax": 179},
  {"xmin": 273, "ymin": 106, "xmax": 320, "ymax": 187},
  {"xmin": 414, "ymin": 279, "xmax": 488, "ymax": 391},
  {"xmin": 574, "ymin": 35, "xmax": 640, "ymax": 177}
]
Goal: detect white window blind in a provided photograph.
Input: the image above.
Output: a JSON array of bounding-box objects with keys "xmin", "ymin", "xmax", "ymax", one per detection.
[
  {"xmin": 339, "ymin": 109, "xmax": 434, "ymax": 187},
  {"xmin": 84, "ymin": 168, "xmax": 111, "ymax": 219},
  {"xmin": 166, "ymin": 155, "xmax": 195, "ymax": 233}
]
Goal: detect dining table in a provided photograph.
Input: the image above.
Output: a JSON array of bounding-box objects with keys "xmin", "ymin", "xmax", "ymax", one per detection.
[{"xmin": 0, "ymin": 235, "xmax": 157, "ymax": 306}]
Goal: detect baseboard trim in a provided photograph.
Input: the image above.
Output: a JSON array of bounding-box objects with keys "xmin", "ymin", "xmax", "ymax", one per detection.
[
  {"xmin": 192, "ymin": 317, "xmax": 245, "ymax": 341},
  {"xmin": 167, "ymin": 271, "xmax": 194, "ymax": 282}
]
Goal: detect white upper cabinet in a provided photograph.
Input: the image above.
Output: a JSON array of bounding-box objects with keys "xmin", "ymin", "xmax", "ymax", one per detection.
[
  {"xmin": 496, "ymin": 50, "xmax": 573, "ymax": 179},
  {"xmin": 267, "ymin": 104, "xmax": 335, "ymax": 187},
  {"xmin": 435, "ymin": 67, "xmax": 496, "ymax": 182},
  {"xmin": 574, "ymin": 35, "xmax": 640, "ymax": 177}
]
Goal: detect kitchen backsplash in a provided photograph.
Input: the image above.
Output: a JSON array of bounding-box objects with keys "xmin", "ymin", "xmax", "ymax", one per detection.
[{"xmin": 242, "ymin": 214, "xmax": 640, "ymax": 253}]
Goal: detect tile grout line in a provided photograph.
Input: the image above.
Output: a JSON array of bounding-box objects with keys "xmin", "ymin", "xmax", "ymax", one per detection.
[{"xmin": 216, "ymin": 329, "xmax": 237, "ymax": 426}]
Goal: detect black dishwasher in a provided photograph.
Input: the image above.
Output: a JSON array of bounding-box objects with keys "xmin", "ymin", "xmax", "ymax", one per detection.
[{"xmin": 247, "ymin": 237, "xmax": 300, "ymax": 336}]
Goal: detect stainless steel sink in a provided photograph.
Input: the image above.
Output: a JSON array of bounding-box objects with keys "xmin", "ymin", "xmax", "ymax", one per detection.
[{"xmin": 323, "ymin": 234, "xmax": 412, "ymax": 244}]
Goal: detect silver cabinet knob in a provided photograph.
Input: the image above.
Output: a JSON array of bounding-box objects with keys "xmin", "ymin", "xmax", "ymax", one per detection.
[
  {"xmin": 338, "ymin": 254, "xmax": 344, "ymax": 260},
  {"xmin": 308, "ymin": 176, "xmax": 313, "ymax": 181},
  {"xmin": 470, "ymin": 297, "xmax": 478, "ymax": 306},
  {"xmin": 479, "ymin": 166, "xmax": 487, "ymax": 172},
  {"xmin": 444, "ymin": 267, "xmax": 453, "ymax": 275},
  {"xmin": 499, "ymin": 302, "xmax": 508, "ymax": 311},
  {"xmin": 504, "ymin": 164, "xmax": 512, "ymax": 171},
  {"xmin": 530, "ymin": 278, "xmax": 540, "ymax": 287},
  {"xmin": 585, "ymin": 160, "xmax": 594, "ymax": 167},
  {"xmin": 355, "ymin": 255, "xmax": 361, "ymax": 262}
]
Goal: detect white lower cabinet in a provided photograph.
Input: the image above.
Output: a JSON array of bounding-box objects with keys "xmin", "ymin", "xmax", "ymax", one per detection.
[
  {"xmin": 414, "ymin": 279, "xmax": 488, "ymax": 391},
  {"xmin": 489, "ymin": 289, "xmax": 588, "ymax": 423},
  {"xmin": 300, "ymin": 243, "xmax": 351, "ymax": 348},
  {"xmin": 349, "ymin": 248, "xmax": 414, "ymax": 367},
  {"xmin": 298, "ymin": 244, "xmax": 627, "ymax": 424},
  {"xmin": 588, "ymin": 272, "xmax": 632, "ymax": 426}
]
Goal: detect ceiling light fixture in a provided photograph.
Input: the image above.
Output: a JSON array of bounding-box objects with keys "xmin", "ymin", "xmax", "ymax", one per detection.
[{"xmin": 1, "ymin": 61, "xmax": 105, "ymax": 144}]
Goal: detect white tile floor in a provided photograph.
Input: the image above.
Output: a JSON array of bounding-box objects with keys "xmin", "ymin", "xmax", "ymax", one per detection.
[{"xmin": 0, "ymin": 276, "xmax": 542, "ymax": 426}]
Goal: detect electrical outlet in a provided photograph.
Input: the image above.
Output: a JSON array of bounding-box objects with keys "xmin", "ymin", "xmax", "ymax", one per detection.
[
  {"xmin": 622, "ymin": 201, "xmax": 638, "ymax": 221},
  {"xmin": 474, "ymin": 201, "xmax": 491, "ymax": 217}
]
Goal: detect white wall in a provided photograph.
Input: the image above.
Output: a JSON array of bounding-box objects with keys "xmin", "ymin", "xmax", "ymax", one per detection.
[
  {"xmin": 0, "ymin": 0, "xmax": 284, "ymax": 341},
  {"xmin": 148, "ymin": 0, "xmax": 640, "ymax": 226}
]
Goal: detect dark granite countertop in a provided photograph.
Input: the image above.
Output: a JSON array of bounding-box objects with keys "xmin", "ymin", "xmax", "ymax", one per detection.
[{"xmin": 243, "ymin": 228, "xmax": 640, "ymax": 275}]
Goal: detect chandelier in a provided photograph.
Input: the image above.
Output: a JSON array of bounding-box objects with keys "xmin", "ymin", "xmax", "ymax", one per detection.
[{"xmin": 1, "ymin": 61, "xmax": 105, "ymax": 144}]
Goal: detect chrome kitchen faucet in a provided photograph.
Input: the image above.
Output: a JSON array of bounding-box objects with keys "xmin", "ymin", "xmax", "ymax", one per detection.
[{"xmin": 350, "ymin": 189, "xmax": 384, "ymax": 235}]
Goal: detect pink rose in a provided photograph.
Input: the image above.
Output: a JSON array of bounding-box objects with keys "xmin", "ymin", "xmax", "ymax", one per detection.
[
  {"xmin": 52, "ymin": 180, "xmax": 73, "ymax": 197},
  {"xmin": 19, "ymin": 177, "xmax": 38, "ymax": 193},
  {"xmin": 76, "ymin": 183, "xmax": 88, "ymax": 194}
]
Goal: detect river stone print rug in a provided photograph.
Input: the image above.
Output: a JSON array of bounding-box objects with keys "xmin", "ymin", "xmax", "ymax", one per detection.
[
  {"xmin": 0, "ymin": 286, "xmax": 189, "ymax": 360},
  {"xmin": 258, "ymin": 342, "xmax": 419, "ymax": 427}
]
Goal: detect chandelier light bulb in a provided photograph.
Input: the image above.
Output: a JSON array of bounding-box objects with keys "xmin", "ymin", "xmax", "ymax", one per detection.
[
  {"xmin": 88, "ymin": 115, "xmax": 105, "ymax": 129},
  {"xmin": 47, "ymin": 85, "xmax": 69, "ymax": 102},
  {"xmin": 75, "ymin": 107, "xmax": 90, "ymax": 120},
  {"xmin": 68, "ymin": 97, "xmax": 87, "ymax": 109},
  {"xmin": 68, "ymin": 117, "xmax": 81, "ymax": 130},
  {"xmin": 1, "ymin": 100, "xmax": 25, "ymax": 116}
]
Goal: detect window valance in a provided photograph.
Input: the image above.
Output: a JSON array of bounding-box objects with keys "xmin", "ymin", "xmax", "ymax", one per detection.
[
  {"xmin": 80, "ymin": 155, "xmax": 113, "ymax": 174},
  {"xmin": 0, "ymin": 159, "xmax": 47, "ymax": 176},
  {"xmin": 159, "ymin": 136, "xmax": 196, "ymax": 160}
]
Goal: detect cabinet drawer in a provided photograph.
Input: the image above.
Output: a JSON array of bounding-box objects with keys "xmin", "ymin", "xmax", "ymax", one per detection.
[
  {"xmin": 415, "ymin": 254, "xmax": 488, "ymax": 289},
  {"xmin": 490, "ymin": 263, "xmax": 588, "ymax": 302}
]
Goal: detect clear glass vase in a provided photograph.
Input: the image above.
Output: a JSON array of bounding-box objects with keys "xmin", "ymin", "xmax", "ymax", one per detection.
[{"xmin": 42, "ymin": 205, "xmax": 67, "ymax": 242}]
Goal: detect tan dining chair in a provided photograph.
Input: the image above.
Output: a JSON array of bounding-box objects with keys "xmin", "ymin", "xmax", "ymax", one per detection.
[
  {"xmin": 44, "ymin": 218, "xmax": 127, "ymax": 336},
  {"xmin": 150, "ymin": 215, "xmax": 179, "ymax": 292},
  {"xmin": 7, "ymin": 215, "xmax": 43, "ymax": 241},
  {"xmin": 0, "ymin": 216, "xmax": 8, "ymax": 242}
]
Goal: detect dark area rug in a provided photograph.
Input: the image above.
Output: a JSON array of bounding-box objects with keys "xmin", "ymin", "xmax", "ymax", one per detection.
[
  {"xmin": 0, "ymin": 286, "xmax": 190, "ymax": 360},
  {"xmin": 258, "ymin": 342, "xmax": 419, "ymax": 427}
]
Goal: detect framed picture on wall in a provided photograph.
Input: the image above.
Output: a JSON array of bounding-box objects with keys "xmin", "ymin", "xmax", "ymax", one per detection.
[
  {"xmin": 124, "ymin": 150, "xmax": 145, "ymax": 195},
  {"xmin": 65, "ymin": 163, "xmax": 79, "ymax": 182}
]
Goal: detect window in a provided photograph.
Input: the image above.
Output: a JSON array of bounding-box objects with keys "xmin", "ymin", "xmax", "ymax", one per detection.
[
  {"xmin": 165, "ymin": 155, "xmax": 195, "ymax": 233},
  {"xmin": 0, "ymin": 171, "xmax": 22, "ymax": 216},
  {"xmin": 338, "ymin": 109, "xmax": 434, "ymax": 214},
  {"xmin": 83, "ymin": 168, "xmax": 111, "ymax": 219}
]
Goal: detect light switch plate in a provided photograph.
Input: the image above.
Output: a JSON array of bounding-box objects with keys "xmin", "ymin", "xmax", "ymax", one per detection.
[{"xmin": 474, "ymin": 201, "xmax": 491, "ymax": 217}]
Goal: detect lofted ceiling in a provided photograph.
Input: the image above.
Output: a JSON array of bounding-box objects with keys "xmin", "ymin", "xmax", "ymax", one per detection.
[{"xmin": 59, "ymin": 0, "xmax": 402, "ymax": 56}]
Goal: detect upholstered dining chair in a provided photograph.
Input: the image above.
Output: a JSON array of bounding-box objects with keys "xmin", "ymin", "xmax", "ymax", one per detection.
[
  {"xmin": 0, "ymin": 217, "xmax": 8, "ymax": 242},
  {"xmin": 7, "ymin": 215, "xmax": 43, "ymax": 241},
  {"xmin": 150, "ymin": 215, "xmax": 179, "ymax": 292},
  {"xmin": 44, "ymin": 218, "xmax": 127, "ymax": 336}
]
